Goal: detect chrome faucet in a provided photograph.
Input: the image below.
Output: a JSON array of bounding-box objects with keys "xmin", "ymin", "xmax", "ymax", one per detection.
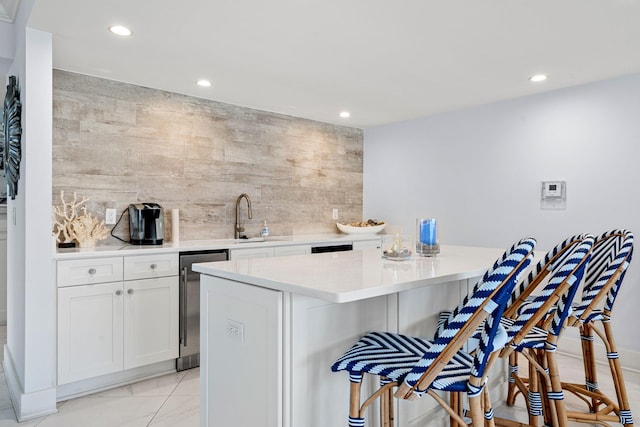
[{"xmin": 234, "ymin": 193, "xmax": 253, "ymax": 239}]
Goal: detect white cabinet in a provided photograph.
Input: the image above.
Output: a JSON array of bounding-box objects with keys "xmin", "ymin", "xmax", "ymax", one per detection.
[
  {"xmin": 230, "ymin": 247, "xmax": 274, "ymax": 260},
  {"xmin": 57, "ymin": 256, "xmax": 123, "ymax": 287},
  {"xmin": 57, "ymin": 253, "xmax": 179, "ymax": 385},
  {"xmin": 230, "ymin": 244, "xmax": 315, "ymax": 259},
  {"xmin": 353, "ymin": 238, "xmax": 381, "ymax": 250},
  {"xmin": 58, "ymin": 282, "xmax": 124, "ymax": 384},
  {"xmin": 273, "ymin": 244, "xmax": 311, "ymax": 257},
  {"xmin": 124, "ymin": 254, "xmax": 179, "ymax": 280},
  {"xmin": 124, "ymin": 276, "xmax": 179, "ymax": 368}
]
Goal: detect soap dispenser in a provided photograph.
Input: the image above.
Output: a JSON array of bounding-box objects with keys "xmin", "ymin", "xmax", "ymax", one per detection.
[{"xmin": 261, "ymin": 221, "xmax": 270, "ymax": 238}]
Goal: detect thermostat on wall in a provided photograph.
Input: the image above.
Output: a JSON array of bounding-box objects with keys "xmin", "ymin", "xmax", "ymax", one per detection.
[{"xmin": 541, "ymin": 181, "xmax": 566, "ymax": 210}]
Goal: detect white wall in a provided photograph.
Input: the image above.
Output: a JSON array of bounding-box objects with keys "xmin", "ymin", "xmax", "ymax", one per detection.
[
  {"xmin": 364, "ymin": 73, "xmax": 640, "ymax": 354},
  {"xmin": 0, "ymin": 20, "xmax": 15, "ymax": 77},
  {"xmin": 2, "ymin": 0, "xmax": 56, "ymax": 420}
]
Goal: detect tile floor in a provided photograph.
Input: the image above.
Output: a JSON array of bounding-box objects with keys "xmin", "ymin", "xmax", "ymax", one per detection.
[
  {"xmin": 493, "ymin": 353, "xmax": 640, "ymax": 427},
  {"xmin": 0, "ymin": 326, "xmax": 199, "ymax": 427},
  {"xmin": 0, "ymin": 324, "xmax": 638, "ymax": 426}
]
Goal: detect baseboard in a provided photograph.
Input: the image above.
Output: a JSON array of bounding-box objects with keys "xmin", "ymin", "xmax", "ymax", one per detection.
[
  {"xmin": 559, "ymin": 333, "xmax": 640, "ymax": 373},
  {"xmin": 2, "ymin": 345, "xmax": 58, "ymax": 421},
  {"xmin": 56, "ymin": 359, "xmax": 177, "ymax": 401}
]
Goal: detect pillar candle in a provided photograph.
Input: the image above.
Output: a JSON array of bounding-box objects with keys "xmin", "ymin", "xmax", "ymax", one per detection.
[{"xmin": 419, "ymin": 219, "xmax": 436, "ymax": 245}]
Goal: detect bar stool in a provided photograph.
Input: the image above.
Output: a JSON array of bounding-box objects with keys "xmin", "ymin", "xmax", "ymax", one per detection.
[
  {"xmin": 331, "ymin": 238, "xmax": 536, "ymax": 427},
  {"xmin": 498, "ymin": 234, "xmax": 594, "ymax": 427},
  {"xmin": 438, "ymin": 234, "xmax": 591, "ymax": 425},
  {"xmin": 562, "ymin": 229, "xmax": 634, "ymax": 426}
]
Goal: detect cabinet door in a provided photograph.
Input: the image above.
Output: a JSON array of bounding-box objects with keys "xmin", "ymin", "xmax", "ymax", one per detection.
[
  {"xmin": 229, "ymin": 247, "xmax": 274, "ymax": 260},
  {"xmin": 124, "ymin": 276, "xmax": 179, "ymax": 369},
  {"xmin": 58, "ymin": 282, "xmax": 124, "ymax": 385}
]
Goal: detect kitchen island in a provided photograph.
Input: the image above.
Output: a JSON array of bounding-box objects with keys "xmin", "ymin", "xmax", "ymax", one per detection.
[{"xmin": 194, "ymin": 245, "xmax": 509, "ymax": 427}]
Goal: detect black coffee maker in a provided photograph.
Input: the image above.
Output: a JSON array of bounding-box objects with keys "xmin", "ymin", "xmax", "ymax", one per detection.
[{"xmin": 128, "ymin": 203, "xmax": 164, "ymax": 245}]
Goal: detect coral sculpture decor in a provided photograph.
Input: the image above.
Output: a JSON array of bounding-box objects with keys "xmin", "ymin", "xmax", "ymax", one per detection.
[{"xmin": 52, "ymin": 191, "xmax": 108, "ymax": 248}]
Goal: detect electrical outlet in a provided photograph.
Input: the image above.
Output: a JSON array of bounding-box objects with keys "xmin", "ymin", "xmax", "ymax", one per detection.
[
  {"xmin": 226, "ymin": 319, "xmax": 245, "ymax": 343},
  {"xmin": 105, "ymin": 208, "xmax": 117, "ymax": 225},
  {"xmin": 332, "ymin": 208, "xmax": 339, "ymax": 220}
]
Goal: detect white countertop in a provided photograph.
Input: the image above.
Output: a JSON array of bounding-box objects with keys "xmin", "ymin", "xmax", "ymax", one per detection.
[
  {"xmin": 194, "ymin": 245, "xmax": 507, "ymax": 303},
  {"xmin": 53, "ymin": 233, "xmax": 380, "ymax": 259}
]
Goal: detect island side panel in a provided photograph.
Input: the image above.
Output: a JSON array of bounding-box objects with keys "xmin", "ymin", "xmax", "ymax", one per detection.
[
  {"xmin": 200, "ymin": 275, "xmax": 283, "ymax": 427},
  {"xmin": 396, "ymin": 278, "xmax": 469, "ymax": 426},
  {"xmin": 289, "ymin": 293, "xmax": 393, "ymax": 427}
]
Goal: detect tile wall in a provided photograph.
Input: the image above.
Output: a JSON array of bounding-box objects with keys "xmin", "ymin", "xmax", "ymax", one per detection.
[{"xmin": 52, "ymin": 70, "xmax": 363, "ymax": 242}]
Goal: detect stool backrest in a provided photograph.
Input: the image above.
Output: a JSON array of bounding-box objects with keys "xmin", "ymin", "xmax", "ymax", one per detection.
[
  {"xmin": 504, "ymin": 234, "xmax": 592, "ymax": 320},
  {"xmin": 571, "ymin": 229, "xmax": 633, "ymax": 323},
  {"xmin": 396, "ymin": 237, "xmax": 536, "ymax": 399},
  {"xmin": 504, "ymin": 235, "xmax": 594, "ymax": 353}
]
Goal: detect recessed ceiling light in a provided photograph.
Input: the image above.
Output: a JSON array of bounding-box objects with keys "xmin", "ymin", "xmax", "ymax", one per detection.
[
  {"xmin": 339, "ymin": 111, "xmax": 350, "ymax": 118},
  {"xmin": 196, "ymin": 79, "xmax": 212, "ymax": 87},
  {"xmin": 109, "ymin": 25, "xmax": 132, "ymax": 36},
  {"xmin": 529, "ymin": 74, "xmax": 548, "ymax": 83}
]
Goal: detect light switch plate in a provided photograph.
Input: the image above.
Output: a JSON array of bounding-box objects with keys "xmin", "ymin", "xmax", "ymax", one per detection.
[{"xmin": 105, "ymin": 208, "xmax": 117, "ymax": 224}]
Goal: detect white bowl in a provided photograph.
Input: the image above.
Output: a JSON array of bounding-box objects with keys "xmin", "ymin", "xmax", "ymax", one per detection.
[{"xmin": 336, "ymin": 223, "xmax": 386, "ymax": 234}]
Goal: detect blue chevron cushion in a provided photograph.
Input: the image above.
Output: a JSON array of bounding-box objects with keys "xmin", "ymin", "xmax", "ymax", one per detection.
[{"xmin": 331, "ymin": 331, "xmax": 477, "ymax": 392}]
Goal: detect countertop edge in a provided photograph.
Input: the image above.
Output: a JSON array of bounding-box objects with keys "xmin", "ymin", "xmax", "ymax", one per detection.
[
  {"xmin": 195, "ymin": 267, "xmax": 488, "ymax": 303},
  {"xmin": 194, "ymin": 246, "xmax": 498, "ymax": 303},
  {"xmin": 52, "ymin": 233, "xmax": 381, "ymax": 259}
]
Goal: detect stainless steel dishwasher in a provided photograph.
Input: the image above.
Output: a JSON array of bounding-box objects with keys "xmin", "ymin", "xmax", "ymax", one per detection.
[{"xmin": 177, "ymin": 249, "xmax": 229, "ymax": 371}]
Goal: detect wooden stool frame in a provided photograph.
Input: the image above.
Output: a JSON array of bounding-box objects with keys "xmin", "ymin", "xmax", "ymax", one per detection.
[
  {"xmin": 496, "ymin": 235, "xmax": 595, "ymax": 427},
  {"xmin": 562, "ymin": 230, "xmax": 634, "ymax": 427}
]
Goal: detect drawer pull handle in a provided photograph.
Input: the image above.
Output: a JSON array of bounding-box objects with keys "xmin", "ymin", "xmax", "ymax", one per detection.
[
  {"xmin": 115, "ymin": 290, "xmax": 122, "ymax": 296},
  {"xmin": 88, "ymin": 268, "xmax": 97, "ymax": 275},
  {"xmin": 150, "ymin": 263, "xmax": 157, "ymax": 270},
  {"xmin": 128, "ymin": 289, "xmax": 134, "ymax": 295}
]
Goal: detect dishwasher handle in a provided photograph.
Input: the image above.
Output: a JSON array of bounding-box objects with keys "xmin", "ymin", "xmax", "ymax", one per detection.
[{"xmin": 180, "ymin": 266, "xmax": 188, "ymax": 346}]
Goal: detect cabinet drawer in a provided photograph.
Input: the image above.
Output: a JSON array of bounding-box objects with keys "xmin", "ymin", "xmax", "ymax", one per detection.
[
  {"xmin": 229, "ymin": 247, "xmax": 274, "ymax": 260},
  {"xmin": 124, "ymin": 253, "xmax": 178, "ymax": 280},
  {"xmin": 57, "ymin": 257, "xmax": 124, "ymax": 287},
  {"xmin": 273, "ymin": 245, "xmax": 311, "ymax": 257}
]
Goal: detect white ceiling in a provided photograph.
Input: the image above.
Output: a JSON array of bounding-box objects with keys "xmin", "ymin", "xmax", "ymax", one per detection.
[{"xmin": 27, "ymin": 0, "xmax": 640, "ymax": 128}]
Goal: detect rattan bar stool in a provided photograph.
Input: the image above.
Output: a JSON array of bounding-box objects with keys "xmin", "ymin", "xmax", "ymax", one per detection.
[
  {"xmin": 562, "ymin": 229, "xmax": 634, "ymax": 426},
  {"xmin": 331, "ymin": 238, "xmax": 536, "ymax": 427},
  {"xmin": 497, "ymin": 234, "xmax": 594, "ymax": 427},
  {"xmin": 439, "ymin": 234, "xmax": 592, "ymax": 426}
]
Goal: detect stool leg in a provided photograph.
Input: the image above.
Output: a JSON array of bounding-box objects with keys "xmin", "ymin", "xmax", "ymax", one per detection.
[
  {"xmin": 603, "ymin": 318, "xmax": 634, "ymax": 426},
  {"xmin": 580, "ymin": 323, "xmax": 599, "ymax": 412},
  {"xmin": 506, "ymin": 352, "xmax": 519, "ymax": 406},
  {"xmin": 349, "ymin": 373, "xmax": 365, "ymax": 427},
  {"xmin": 450, "ymin": 391, "xmax": 460, "ymax": 427},
  {"xmin": 483, "ymin": 387, "xmax": 495, "ymax": 427},
  {"xmin": 380, "ymin": 377, "xmax": 393, "ymax": 427},
  {"xmin": 546, "ymin": 338, "xmax": 568, "ymax": 427},
  {"xmin": 388, "ymin": 385, "xmax": 394, "ymax": 427},
  {"xmin": 527, "ymin": 350, "xmax": 543, "ymax": 427}
]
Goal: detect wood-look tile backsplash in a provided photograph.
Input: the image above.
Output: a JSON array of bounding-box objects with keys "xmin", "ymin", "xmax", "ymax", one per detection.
[{"xmin": 52, "ymin": 70, "xmax": 363, "ymax": 243}]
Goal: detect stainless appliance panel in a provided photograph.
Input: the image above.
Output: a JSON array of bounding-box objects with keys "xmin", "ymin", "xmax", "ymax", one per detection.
[{"xmin": 177, "ymin": 250, "xmax": 228, "ymax": 371}]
